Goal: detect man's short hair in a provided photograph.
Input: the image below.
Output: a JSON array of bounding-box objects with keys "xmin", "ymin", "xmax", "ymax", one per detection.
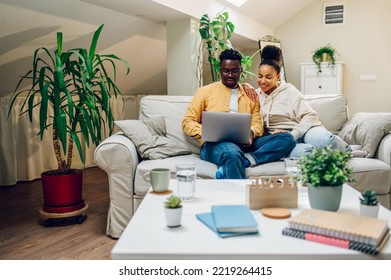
[{"xmin": 219, "ymin": 48, "xmax": 242, "ymax": 65}]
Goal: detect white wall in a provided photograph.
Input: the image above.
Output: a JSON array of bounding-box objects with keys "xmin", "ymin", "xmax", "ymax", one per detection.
[
  {"xmin": 275, "ymin": 0, "xmax": 391, "ymax": 114},
  {"xmin": 167, "ymin": 18, "xmax": 200, "ymax": 96}
]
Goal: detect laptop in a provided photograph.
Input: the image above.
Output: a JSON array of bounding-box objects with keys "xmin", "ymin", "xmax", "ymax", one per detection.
[{"xmin": 201, "ymin": 111, "xmax": 252, "ymax": 144}]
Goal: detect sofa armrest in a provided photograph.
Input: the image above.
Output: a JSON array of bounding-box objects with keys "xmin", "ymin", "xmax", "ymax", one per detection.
[
  {"xmin": 94, "ymin": 132, "xmax": 140, "ymax": 238},
  {"xmin": 376, "ymin": 133, "xmax": 391, "ymax": 165},
  {"xmin": 95, "ymin": 132, "xmax": 139, "ymax": 175}
]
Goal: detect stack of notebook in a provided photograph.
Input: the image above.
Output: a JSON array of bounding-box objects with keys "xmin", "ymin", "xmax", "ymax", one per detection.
[
  {"xmin": 196, "ymin": 205, "xmax": 259, "ymax": 238},
  {"xmin": 282, "ymin": 209, "xmax": 390, "ymax": 255}
]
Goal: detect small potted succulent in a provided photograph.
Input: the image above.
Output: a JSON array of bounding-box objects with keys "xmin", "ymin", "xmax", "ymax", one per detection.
[
  {"xmin": 164, "ymin": 195, "xmax": 183, "ymax": 227},
  {"xmin": 298, "ymin": 146, "xmax": 353, "ymax": 211},
  {"xmin": 359, "ymin": 190, "xmax": 379, "ymax": 218},
  {"xmin": 312, "ymin": 43, "xmax": 339, "ymax": 71}
]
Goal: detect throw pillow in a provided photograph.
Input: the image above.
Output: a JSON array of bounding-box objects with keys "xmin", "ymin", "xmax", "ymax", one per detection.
[
  {"xmin": 338, "ymin": 113, "xmax": 391, "ymax": 158},
  {"xmin": 115, "ymin": 117, "xmax": 191, "ymax": 160}
]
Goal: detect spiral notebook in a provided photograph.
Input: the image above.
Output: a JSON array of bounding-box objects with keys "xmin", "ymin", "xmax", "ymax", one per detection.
[
  {"xmin": 282, "ymin": 227, "xmax": 390, "ymax": 255},
  {"xmin": 286, "ymin": 209, "xmax": 389, "ymax": 246}
]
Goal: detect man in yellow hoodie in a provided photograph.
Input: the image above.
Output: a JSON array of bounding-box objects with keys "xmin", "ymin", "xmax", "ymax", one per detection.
[{"xmin": 182, "ymin": 49, "xmax": 295, "ymax": 179}]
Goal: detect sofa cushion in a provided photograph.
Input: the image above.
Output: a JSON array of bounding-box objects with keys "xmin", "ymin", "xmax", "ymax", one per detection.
[
  {"xmin": 338, "ymin": 113, "xmax": 391, "ymax": 158},
  {"xmin": 138, "ymin": 95, "xmax": 349, "ymax": 154},
  {"xmin": 348, "ymin": 158, "xmax": 391, "ymax": 195},
  {"xmin": 115, "ymin": 117, "xmax": 191, "ymax": 160},
  {"xmin": 139, "ymin": 95, "xmax": 201, "ymax": 154},
  {"xmin": 304, "ymin": 94, "xmax": 348, "ymax": 134},
  {"xmin": 246, "ymin": 160, "xmax": 285, "ymax": 177}
]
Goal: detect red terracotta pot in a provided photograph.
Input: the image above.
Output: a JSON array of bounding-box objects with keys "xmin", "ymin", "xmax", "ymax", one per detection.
[{"xmin": 41, "ymin": 169, "xmax": 84, "ymax": 213}]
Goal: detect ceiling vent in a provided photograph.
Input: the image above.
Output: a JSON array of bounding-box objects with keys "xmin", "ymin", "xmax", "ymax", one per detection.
[{"xmin": 323, "ymin": 3, "xmax": 345, "ymax": 27}]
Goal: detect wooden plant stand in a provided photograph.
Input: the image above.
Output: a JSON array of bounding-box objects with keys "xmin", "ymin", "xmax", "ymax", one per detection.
[{"xmin": 38, "ymin": 204, "xmax": 89, "ymax": 227}]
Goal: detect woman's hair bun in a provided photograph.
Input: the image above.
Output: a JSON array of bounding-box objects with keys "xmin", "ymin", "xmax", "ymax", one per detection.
[{"xmin": 261, "ymin": 45, "xmax": 282, "ymax": 63}]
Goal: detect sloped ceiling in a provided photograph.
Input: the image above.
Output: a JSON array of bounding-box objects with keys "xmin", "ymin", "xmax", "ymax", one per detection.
[
  {"xmin": 229, "ymin": 0, "xmax": 317, "ymax": 29},
  {"xmin": 84, "ymin": 0, "xmax": 317, "ymax": 47},
  {"xmin": 0, "ymin": 0, "xmax": 316, "ymax": 96},
  {"xmin": 84, "ymin": 0, "xmax": 317, "ymax": 29}
]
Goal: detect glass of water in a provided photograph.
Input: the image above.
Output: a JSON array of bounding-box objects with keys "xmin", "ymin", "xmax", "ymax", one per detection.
[
  {"xmin": 284, "ymin": 157, "xmax": 301, "ymax": 189},
  {"xmin": 175, "ymin": 164, "xmax": 197, "ymax": 201}
]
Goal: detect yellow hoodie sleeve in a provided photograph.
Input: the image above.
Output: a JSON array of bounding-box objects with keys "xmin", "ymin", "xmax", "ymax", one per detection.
[
  {"xmin": 182, "ymin": 89, "xmax": 206, "ymax": 140},
  {"xmin": 250, "ymin": 100, "xmax": 264, "ymax": 137}
]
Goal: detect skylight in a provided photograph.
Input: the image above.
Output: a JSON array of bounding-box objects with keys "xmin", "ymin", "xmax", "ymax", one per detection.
[{"xmin": 225, "ymin": 0, "xmax": 249, "ymax": 7}]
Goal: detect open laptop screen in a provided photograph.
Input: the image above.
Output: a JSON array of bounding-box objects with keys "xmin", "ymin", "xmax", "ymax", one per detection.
[{"xmin": 201, "ymin": 111, "xmax": 251, "ymax": 145}]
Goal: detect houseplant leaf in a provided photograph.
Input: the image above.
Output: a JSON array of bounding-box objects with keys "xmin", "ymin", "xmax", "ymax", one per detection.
[{"xmin": 8, "ymin": 24, "xmax": 130, "ymax": 173}]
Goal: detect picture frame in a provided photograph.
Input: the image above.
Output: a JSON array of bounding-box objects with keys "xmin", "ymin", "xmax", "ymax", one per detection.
[{"xmin": 258, "ymin": 35, "xmax": 287, "ymax": 83}]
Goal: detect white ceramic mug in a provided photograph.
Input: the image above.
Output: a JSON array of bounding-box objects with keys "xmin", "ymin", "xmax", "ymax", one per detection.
[{"xmin": 144, "ymin": 168, "xmax": 170, "ymax": 193}]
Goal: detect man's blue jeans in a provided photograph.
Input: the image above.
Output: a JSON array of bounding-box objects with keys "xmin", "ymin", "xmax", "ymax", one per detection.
[{"xmin": 200, "ymin": 132, "xmax": 295, "ymax": 179}]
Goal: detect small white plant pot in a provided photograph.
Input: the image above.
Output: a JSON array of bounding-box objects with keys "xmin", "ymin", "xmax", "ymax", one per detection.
[
  {"xmin": 360, "ymin": 204, "xmax": 379, "ymax": 218},
  {"xmin": 164, "ymin": 207, "xmax": 182, "ymax": 228}
]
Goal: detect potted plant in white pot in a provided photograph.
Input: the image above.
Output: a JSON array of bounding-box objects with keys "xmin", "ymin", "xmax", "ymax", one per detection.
[
  {"xmin": 359, "ymin": 190, "xmax": 379, "ymax": 218},
  {"xmin": 298, "ymin": 146, "xmax": 353, "ymax": 211},
  {"xmin": 7, "ymin": 24, "xmax": 129, "ymax": 214},
  {"xmin": 164, "ymin": 195, "xmax": 183, "ymax": 228}
]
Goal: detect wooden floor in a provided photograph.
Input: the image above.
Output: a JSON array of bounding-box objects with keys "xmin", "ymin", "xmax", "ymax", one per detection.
[{"xmin": 0, "ymin": 167, "xmax": 117, "ymax": 260}]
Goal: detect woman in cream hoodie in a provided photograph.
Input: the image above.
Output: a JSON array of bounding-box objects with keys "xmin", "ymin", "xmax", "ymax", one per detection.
[{"xmin": 253, "ymin": 45, "xmax": 349, "ymax": 157}]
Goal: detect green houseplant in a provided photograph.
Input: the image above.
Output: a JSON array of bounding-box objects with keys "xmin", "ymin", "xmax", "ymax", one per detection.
[
  {"xmin": 298, "ymin": 146, "xmax": 353, "ymax": 187},
  {"xmin": 165, "ymin": 195, "xmax": 182, "ymax": 208},
  {"xmin": 359, "ymin": 190, "xmax": 379, "ymax": 218},
  {"xmin": 198, "ymin": 11, "xmax": 257, "ymax": 84},
  {"xmin": 199, "ymin": 11, "xmax": 234, "ymax": 83},
  {"xmin": 8, "ymin": 24, "xmax": 130, "ymax": 213},
  {"xmin": 360, "ymin": 190, "xmax": 379, "ymax": 206},
  {"xmin": 298, "ymin": 146, "xmax": 353, "ymax": 211},
  {"xmin": 311, "ymin": 43, "xmax": 339, "ymax": 71},
  {"xmin": 164, "ymin": 195, "xmax": 183, "ymax": 227}
]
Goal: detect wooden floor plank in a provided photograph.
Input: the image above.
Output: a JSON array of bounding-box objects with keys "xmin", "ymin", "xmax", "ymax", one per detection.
[{"xmin": 0, "ymin": 167, "xmax": 116, "ymax": 260}]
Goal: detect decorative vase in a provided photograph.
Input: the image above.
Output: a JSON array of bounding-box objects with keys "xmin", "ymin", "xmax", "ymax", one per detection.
[
  {"xmin": 308, "ymin": 184, "xmax": 342, "ymax": 212},
  {"xmin": 164, "ymin": 207, "xmax": 182, "ymax": 227},
  {"xmin": 41, "ymin": 169, "xmax": 85, "ymax": 213},
  {"xmin": 360, "ymin": 204, "xmax": 379, "ymax": 218}
]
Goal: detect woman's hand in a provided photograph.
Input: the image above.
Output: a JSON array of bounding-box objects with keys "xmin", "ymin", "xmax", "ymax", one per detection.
[{"xmin": 242, "ymin": 83, "xmax": 258, "ymax": 102}]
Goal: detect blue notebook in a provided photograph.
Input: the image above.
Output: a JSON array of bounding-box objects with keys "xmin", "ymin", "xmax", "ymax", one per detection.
[
  {"xmin": 196, "ymin": 212, "xmax": 258, "ymax": 238},
  {"xmin": 211, "ymin": 204, "xmax": 258, "ymax": 233}
]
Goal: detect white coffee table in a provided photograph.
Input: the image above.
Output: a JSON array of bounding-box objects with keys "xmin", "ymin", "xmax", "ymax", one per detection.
[{"xmin": 111, "ymin": 180, "xmax": 391, "ymax": 260}]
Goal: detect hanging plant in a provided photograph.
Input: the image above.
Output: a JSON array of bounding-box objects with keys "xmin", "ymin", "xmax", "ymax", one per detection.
[{"xmin": 311, "ymin": 43, "xmax": 339, "ymax": 71}]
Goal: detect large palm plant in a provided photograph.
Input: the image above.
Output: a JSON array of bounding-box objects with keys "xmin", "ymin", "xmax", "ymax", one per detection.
[{"xmin": 8, "ymin": 24, "xmax": 130, "ymax": 174}]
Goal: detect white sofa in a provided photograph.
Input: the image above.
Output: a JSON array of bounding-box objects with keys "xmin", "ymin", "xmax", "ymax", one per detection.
[{"xmin": 95, "ymin": 94, "xmax": 391, "ymax": 238}]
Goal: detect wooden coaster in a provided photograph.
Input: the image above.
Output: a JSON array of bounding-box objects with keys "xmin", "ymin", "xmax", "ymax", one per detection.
[
  {"xmin": 149, "ymin": 189, "xmax": 173, "ymax": 195},
  {"xmin": 261, "ymin": 207, "xmax": 291, "ymax": 219}
]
